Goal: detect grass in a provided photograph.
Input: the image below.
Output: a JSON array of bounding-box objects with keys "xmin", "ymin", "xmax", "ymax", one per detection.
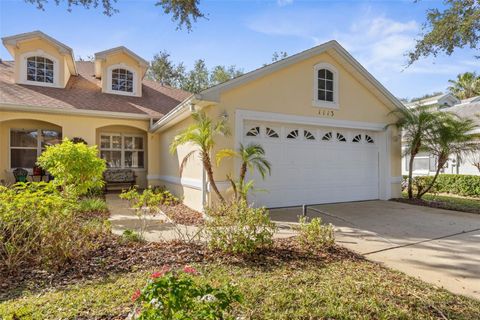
[
  {"xmin": 2, "ymin": 259, "xmax": 479, "ymax": 319},
  {"xmin": 401, "ymin": 192, "xmax": 480, "ymax": 214}
]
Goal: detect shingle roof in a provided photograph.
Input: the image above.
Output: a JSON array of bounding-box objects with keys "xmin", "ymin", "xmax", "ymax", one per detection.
[
  {"xmin": 443, "ymin": 102, "xmax": 480, "ymax": 125},
  {"xmin": 0, "ymin": 60, "xmax": 191, "ymax": 118}
]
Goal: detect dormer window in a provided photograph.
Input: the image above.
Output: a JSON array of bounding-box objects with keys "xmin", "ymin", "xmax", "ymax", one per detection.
[
  {"xmin": 27, "ymin": 56, "xmax": 54, "ymax": 83},
  {"xmin": 111, "ymin": 68, "xmax": 133, "ymax": 93},
  {"xmin": 313, "ymin": 63, "xmax": 339, "ymax": 109}
]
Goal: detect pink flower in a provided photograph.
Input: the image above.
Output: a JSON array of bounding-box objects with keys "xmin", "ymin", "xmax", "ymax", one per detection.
[
  {"xmin": 151, "ymin": 265, "xmax": 171, "ymax": 279},
  {"xmin": 183, "ymin": 265, "xmax": 197, "ymax": 274},
  {"xmin": 131, "ymin": 289, "xmax": 141, "ymax": 302}
]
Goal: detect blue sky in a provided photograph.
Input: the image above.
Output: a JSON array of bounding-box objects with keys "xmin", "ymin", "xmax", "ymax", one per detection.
[{"xmin": 1, "ymin": 0, "xmax": 479, "ymax": 99}]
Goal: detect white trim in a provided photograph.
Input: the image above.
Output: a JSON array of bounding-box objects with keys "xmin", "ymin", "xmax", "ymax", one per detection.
[
  {"xmin": 19, "ymin": 51, "xmax": 61, "ymax": 88},
  {"xmin": 390, "ymin": 176, "xmax": 403, "ymax": 184},
  {"xmin": 94, "ymin": 46, "xmax": 148, "ymax": 67},
  {"xmin": 149, "ymin": 96, "xmax": 195, "ymax": 132},
  {"xmin": 235, "ymin": 109, "xmax": 387, "ymax": 131},
  {"xmin": 0, "ymin": 103, "xmax": 153, "ymax": 120},
  {"xmin": 147, "ymin": 175, "xmax": 230, "ymax": 192},
  {"xmin": 106, "ymin": 64, "xmax": 138, "ymax": 96},
  {"xmin": 312, "ymin": 62, "xmax": 339, "ymax": 109}
]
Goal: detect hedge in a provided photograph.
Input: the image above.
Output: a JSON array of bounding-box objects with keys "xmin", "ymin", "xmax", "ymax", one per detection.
[{"xmin": 403, "ymin": 174, "xmax": 480, "ymax": 197}]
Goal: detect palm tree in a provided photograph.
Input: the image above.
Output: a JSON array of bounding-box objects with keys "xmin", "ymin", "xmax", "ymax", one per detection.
[
  {"xmin": 418, "ymin": 113, "xmax": 479, "ymax": 198},
  {"xmin": 392, "ymin": 106, "xmax": 440, "ymax": 199},
  {"xmin": 217, "ymin": 143, "xmax": 271, "ymax": 201},
  {"xmin": 448, "ymin": 72, "xmax": 480, "ymax": 99},
  {"xmin": 169, "ymin": 111, "xmax": 229, "ymax": 203}
]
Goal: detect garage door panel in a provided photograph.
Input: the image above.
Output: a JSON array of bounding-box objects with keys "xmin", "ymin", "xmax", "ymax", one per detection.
[{"xmin": 243, "ymin": 122, "xmax": 381, "ymax": 208}]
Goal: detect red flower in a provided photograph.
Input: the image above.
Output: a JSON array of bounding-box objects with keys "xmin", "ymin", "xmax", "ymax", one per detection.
[
  {"xmin": 131, "ymin": 289, "xmax": 141, "ymax": 302},
  {"xmin": 183, "ymin": 265, "xmax": 197, "ymax": 274},
  {"xmin": 151, "ymin": 265, "xmax": 171, "ymax": 279}
]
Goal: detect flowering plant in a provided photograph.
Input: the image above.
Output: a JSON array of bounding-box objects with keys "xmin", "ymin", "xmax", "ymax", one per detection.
[{"xmin": 130, "ymin": 265, "xmax": 242, "ymax": 319}]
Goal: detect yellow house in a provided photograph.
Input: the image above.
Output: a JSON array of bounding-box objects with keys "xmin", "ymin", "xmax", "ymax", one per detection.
[{"xmin": 1, "ymin": 30, "xmax": 403, "ymax": 211}]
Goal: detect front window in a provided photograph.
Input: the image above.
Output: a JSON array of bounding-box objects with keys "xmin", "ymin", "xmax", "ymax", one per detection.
[
  {"xmin": 405, "ymin": 153, "xmax": 437, "ymax": 172},
  {"xmin": 26, "ymin": 56, "xmax": 54, "ymax": 83},
  {"xmin": 10, "ymin": 129, "xmax": 62, "ymax": 168},
  {"xmin": 100, "ymin": 134, "xmax": 144, "ymax": 168},
  {"xmin": 111, "ymin": 68, "xmax": 133, "ymax": 92},
  {"xmin": 318, "ymin": 69, "xmax": 334, "ymax": 102}
]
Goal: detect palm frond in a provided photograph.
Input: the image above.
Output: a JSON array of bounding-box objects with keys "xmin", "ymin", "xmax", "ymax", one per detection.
[
  {"xmin": 179, "ymin": 150, "xmax": 197, "ymax": 176},
  {"xmin": 215, "ymin": 149, "xmax": 238, "ymax": 166}
]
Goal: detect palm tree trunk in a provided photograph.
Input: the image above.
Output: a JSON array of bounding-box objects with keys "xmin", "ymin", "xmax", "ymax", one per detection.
[
  {"xmin": 417, "ymin": 154, "xmax": 447, "ymax": 198},
  {"xmin": 203, "ymin": 152, "xmax": 225, "ymax": 203},
  {"xmin": 239, "ymin": 163, "xmax": 247, "ymax": 201}
]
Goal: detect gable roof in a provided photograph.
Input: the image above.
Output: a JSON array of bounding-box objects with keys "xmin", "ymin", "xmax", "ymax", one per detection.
[
  {"xmin": 0, "ymin": 60, "xmax": 191, "ymax": 119},
  {"xmin": 2, "ymin": 30, "xmax": 77, "ymax": 75},
  {"xmin": 94, "ymin": 46, "xmax": 149, "ymax": 67},
  {"xmin": 196, "ymin": 40, "xmax": 405, "ymax": 112},
  {"xmin": 404, "ymin": 93, "xmax": 460, "ymax": 108}
]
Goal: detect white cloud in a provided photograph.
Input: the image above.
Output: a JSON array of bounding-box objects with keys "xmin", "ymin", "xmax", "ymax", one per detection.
[
  {"xmin": 277, "ymin": 0, "xmax": 293, "ymax": 6},
  {"xmin": 246, "ymin": 7, "xmax": 479, "ymax": 97}
]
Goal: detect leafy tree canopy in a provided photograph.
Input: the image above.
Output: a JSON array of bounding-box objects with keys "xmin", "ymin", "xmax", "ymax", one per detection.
[
  {"xmin": 148, "ymin": 53, "xmax": 243, "ymax": 93},
  {"xmin": 26, "ymin": 0, "xmax": 204, "ymax": 30},
  {"xmin": 408, "ymin": 0, "xmax": 480, "ymax": 65}
]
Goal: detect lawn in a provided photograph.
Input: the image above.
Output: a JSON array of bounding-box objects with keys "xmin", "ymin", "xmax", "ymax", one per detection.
[
  {"xmin": 2, "ymin": 244, "xmax": 479, "ymax": 320},
  {"xmin": 397, "ymin": 192, "xmax": 480, "ymax": 214}
]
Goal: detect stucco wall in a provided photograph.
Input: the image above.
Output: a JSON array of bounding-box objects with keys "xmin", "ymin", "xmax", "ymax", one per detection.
[{"xmin": 0, "ymin": 110, "xmax": 153, "ymax": 187}]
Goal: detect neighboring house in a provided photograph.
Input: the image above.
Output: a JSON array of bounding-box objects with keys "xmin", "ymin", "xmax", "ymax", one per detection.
[
  {"xmin": 0, "ymin": 30, "xmax": 404, "ymax": 210},
  {"xmin": 401, "ymin": 94, "xmax": 480, "ymax": 176}
]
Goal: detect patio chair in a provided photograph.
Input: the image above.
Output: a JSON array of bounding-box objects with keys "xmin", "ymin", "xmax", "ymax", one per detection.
[{"xmin": 13, "ymin": 168, "xmax": 28, "ymax": 183}]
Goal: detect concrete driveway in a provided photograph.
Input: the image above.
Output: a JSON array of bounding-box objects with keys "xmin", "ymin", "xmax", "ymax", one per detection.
[{"xmin": 270, "ymin": 200, "xmax": 480, "ymax": 300}]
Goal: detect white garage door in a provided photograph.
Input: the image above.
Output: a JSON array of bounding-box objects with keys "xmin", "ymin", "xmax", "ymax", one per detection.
[{"xmin": 243, "ymin": 122, "xmax": 380, "ymax": 208}]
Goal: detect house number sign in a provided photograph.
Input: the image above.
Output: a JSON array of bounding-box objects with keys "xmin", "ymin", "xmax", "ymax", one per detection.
[{"xmin": 318, "ymin": 109, "xmax": 335, "ymax": 117}]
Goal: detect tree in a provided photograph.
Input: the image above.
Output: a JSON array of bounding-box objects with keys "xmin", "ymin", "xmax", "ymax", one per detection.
[
  {"xmin": 37, "ymin": 138, "xmax": 106, "ymax": 196},
  {"xmin": 448, "ymin": 72, "xmax": 480, "ymax": 99},
  {"xmin": 271, "ymin": 51, "xmax": 288, "ymax": 62},
  {"xmin": 169, "ymin": 111, "xmax": 229, "ymax": 202},
  {"xmin": 180, "ymin": 59, "xmax": 210, "ymax": 93},
  {"xmin": 26, "ymin": 0, "xmax": 204, "ymax": 30},
  {"xmin": 470, "ymin": 151, "xmax": 480, "ymax": 172},
  {"xmin": 148, "ymin": 51, "xmax": 186, "ymax": 86},
  {"xmin": 418, "ymin": 113, "xmax": 479, "ymax": 197},
  {"xmin": 209, "ymin": 65, "xmax": 243, "ymax": 86},
  {"xmin": 408, "ymin": 0, "xmax": 480, "ymax": 65},
  {"xmin": 216, "ymin": 143, "xmax": 271, "ymax": 201},
  {"xmin": 392, "ymin": 106, "xmax": 440, "ymax": 199}
]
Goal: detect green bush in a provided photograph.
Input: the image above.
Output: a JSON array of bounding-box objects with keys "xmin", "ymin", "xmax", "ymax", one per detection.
[
  {"xmin": 296, "ymin": 217, "xmax": 335, "ymax": 251},
  {"xmin": 78, "ymin": 198, "xmax": 108, "ymax": 214},
  {"xmin": 404, "ymin": 174, "xmax": 480, "ymax": 197},
  {"xmin": 37, "ymin": 138, "xmax": 106, "ymax": 196},
  {"xmin": 122, "ymin": 229, "xmax": 144, "ymax": 243},
  {"xmin": 131, "ymin": 266, "xmax": 241, "ymax": 320},
  {"xmin": 205, "ymin": 201, "xmax": 277, "ymax": 254},
  {"xmin": 0, "ymin": 182, "xmax": 108, "ymax": 270}
]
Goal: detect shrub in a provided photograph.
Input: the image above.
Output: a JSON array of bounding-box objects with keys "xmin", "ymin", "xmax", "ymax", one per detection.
[
  {"xmin": 130, "ymin": 266, "xmax": 241, "ymax": 320},
  {"xmin": 296, "ymin": 216, "xmax": 335, "ymax": 251},
  {"xmin": 78, "ymin": 198, "xmax": 108, "ymax": 214},
  {"xmin": 119, "ymin": 187, "xmax": 179, "ymax": 239},
  {"xmin": 0, "ymin": 182, "xmax": 108, "ymax": 270},
  {"xmin": 403, "ymin": 174, "xmax": 480, "ymax": 198},
  {"xmin": 205, "ymin": 201, "xmax": 277, "ymax": 254},
  {"xmin": 122, "ymin": 229, "xmax": 144, "ymax": 243},
  {"xmin": 37, "ymin": 138, "xmax": 106, "ymax": 196}
]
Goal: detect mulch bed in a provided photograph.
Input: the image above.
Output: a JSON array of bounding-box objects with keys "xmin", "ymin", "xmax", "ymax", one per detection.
[
  {"xmin": 392, "ymin": 197, "xmax": 480, "ymax": 214},
  {"xmin": 160, "ymin": 203, "xmax": 204, "ymax": 225},
  {"xmin": 0, "ymin": 234, "xmax": 359, "ymax": 301}
]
